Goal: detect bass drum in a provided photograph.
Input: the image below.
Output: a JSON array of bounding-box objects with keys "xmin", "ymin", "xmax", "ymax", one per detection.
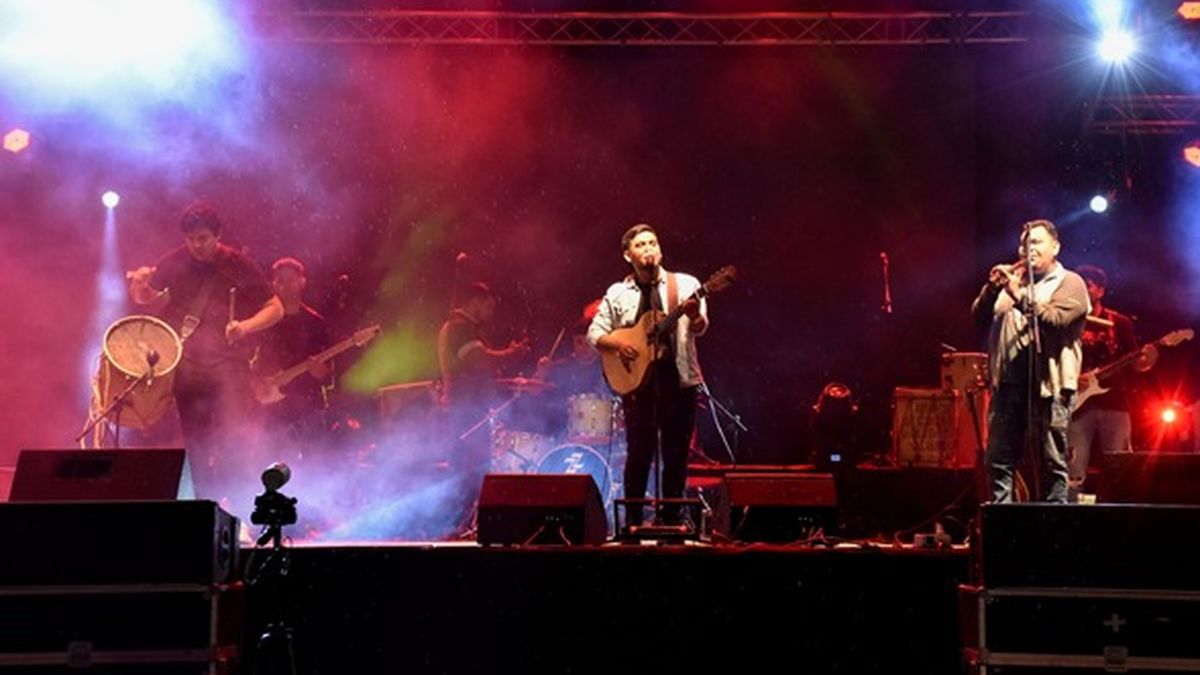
[
  {"xmin": 536, "ymin": 444, "xmax": 613, "ymax": 507},
  {"xmin": 97, "ymin": 315, "xmax": 183, "ymax": 429}
]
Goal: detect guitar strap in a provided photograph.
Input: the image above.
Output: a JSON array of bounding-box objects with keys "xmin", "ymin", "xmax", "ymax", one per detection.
[{"xmin": 666, "ymin": 272, "xmax": 679, "ymax": 313}]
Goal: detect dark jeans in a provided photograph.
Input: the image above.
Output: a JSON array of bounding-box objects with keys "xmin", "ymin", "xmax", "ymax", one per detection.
[
  {"xmin": 621, "ymin": 360, "xmax": 698, "ymax": 526},
  {"xmin": 986, "ymin": 382, "xmax": 1071, "ymax": 503}
]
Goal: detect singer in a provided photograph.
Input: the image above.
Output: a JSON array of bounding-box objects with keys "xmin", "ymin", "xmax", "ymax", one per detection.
[{"xmin": 970, "ymin": 219, "xmax": 1089, "ymax": 503}]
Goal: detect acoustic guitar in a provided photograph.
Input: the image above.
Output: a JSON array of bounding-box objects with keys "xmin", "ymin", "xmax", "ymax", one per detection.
[{"xmin": 600, "ymin": 266, "xmax": 736, "ymax": 395}]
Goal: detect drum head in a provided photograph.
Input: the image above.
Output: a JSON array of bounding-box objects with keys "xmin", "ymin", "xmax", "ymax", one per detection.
[
  {"xmin": 103, "ymin": 315, "xmax": 182, "ymax": 377},
  {"xmin": 537, "ymin": 444, "xmax": 612, "ymax": 505}
]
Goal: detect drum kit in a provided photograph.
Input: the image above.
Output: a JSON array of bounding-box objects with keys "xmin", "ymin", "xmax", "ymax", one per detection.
[{"xmin": 488, "ymin": 377, "xmax": 628, "ymax": 509}]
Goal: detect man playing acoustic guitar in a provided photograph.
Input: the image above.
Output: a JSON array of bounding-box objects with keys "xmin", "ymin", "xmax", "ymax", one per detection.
[{"xmin": 588, "ymin": 224, "xmax": 709, "ymax": 529}]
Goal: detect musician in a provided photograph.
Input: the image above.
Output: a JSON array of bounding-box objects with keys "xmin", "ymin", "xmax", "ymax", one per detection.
[
  {"xmin": 127, "ymin": 201, "xmax": 283, "ymax": 494},
  {"xmin": 437, "ymin": 281, "xmax": 530, "ymax": 532},
  {"xmin": 971, "ymin": 219, "xmax": 1089, "ymax": 503},
  {"xmin": 1068, "ymin": 265, "xmax": 1154, "ymax": 500},
  {"xmin": 253, "ymin": 258, "xmax": 333, "ymax": 452},
  {"xmin": 588, "ymin": 224, "xmax": 708, "ymax": 527}
]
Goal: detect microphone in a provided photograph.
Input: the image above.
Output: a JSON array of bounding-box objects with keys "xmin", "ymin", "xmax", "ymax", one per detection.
[
  {"xmin": 261, "ymin": 462, "xmax": 291, "ymax": 492},
  {"xmin": 145, "ymin": 349, "xmax": 160, "ymax": 386},
  {"xmin": 879, "ymin": 251, "xmax": 893, "ymax": 314}
]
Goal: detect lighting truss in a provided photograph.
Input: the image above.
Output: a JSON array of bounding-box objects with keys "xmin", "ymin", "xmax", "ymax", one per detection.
[
  {"xmin": 252, "ymin": 10, "xmax": 1030, "ymax": 47},
  {"xmin": 1085, "ymin": 95, "xmax": 1200, "ymax": 135}
]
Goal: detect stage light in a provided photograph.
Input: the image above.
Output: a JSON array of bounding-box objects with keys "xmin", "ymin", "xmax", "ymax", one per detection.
[
  {"xmin": 3, "ymin": 128, "xmax": 30, "ymax": 154},
  {"xmin": 1160, "ymin": 402, "xmax": 1183, "ymax": 425},
  {"xmin": 1185, "ymin": 143, "xmax": 1200, "ymax": 168},
  {"xmin": 101, "ymin": 191, "xmax": 120, "ymax": 209},
  {"xmin": 1097, "ymin": 29, "xmax": 1137, "ymax": 63},
  {"xmin": 1089, "ymin": 195, "xmax": 1109, "ymax": 213},
  {"xmin": 1180, "ymin": 2, "xmax": 1200, "ymax": 20}
]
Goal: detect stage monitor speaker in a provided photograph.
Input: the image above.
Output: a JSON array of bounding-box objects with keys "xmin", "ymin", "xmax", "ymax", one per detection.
[
  {"xmin": 476, "ymin": 474, "xmax": 606, "ymax": 546},
  {"xmin": 1100, "ymin": 452, "xmax": 1200, "ymax": 505},
  {"xmin": 715, "ymin": 472, "xmax": 838, "ymax": 543},
  {"xmin": 9, "ymin": 448, "xmax": 194, "ymax": 502}
]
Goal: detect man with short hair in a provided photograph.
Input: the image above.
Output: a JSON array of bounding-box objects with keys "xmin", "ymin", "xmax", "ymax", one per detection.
[
  {"xmin": 971, "ymin": 219, "xmax": 1089, "ymax": 503},
  {"xmin": 252, "ymin": 257, "xmax": 332, "ymax": 452},
  {"xmin": 128, "ymin": 201, "xmax": 283, "ymax": 495},
  {"xmin": 588, "ymin": 224, "xmax": 708, "ymax": 527}
]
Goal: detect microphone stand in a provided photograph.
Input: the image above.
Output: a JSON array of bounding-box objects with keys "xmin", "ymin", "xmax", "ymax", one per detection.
[
  {"xmin": 76, "ymin": 352, "xmax": 160, "ymax": 448},
  {"xmin": 699, "ymin": 381, "xmax": 746, "ymax": 465},
  {"xmin": 1022, "ymin": 248, "xmax": 1043, "ymax": 501}
]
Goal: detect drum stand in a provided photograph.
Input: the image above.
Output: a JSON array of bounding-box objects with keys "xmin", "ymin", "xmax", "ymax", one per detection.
[{"xmin": 76, "ymin": 368, "xmax": 154, "ymax": 448}]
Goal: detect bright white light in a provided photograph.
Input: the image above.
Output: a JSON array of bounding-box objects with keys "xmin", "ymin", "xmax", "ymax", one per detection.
[
  {"xmin": 0, "ymin": 0, "xmax": 244, "ymax": 97},
  {"xmin": 101, "ymin": 191, "xmax": 120, "ymax": 209},
  {"xmin": 1098, "ymin": 30, "xmax": 1137, "ymax": 63},
  {"xmin": 1089, "ymin": 195, "xmax": 1109, "ymax": 213}
]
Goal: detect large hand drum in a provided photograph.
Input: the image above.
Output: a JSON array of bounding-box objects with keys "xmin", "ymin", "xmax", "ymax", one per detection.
[{"xmin": 97, "ymin": 315, "xmax": 182, "ymax": 429}]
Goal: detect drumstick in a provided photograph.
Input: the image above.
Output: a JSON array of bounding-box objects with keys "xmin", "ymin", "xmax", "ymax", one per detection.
[
  {"xmin": 1086, "ymin": 314, "xmax": 1114, "ymax": 328},
  {"xmin": 228, "ymin": 287, "xmax": 237, "ymax": 344},
  {"xmin": 545, "ymin": 327, "xmax": 566, "ymax": 362}
]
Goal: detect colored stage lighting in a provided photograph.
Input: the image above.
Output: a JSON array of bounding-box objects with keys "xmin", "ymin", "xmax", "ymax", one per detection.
[
  {"xmin": 1160, "ymin": 402, "xmax": 1182, "ymax": 425},
  {"xmin": 1089, "ymin": 195, "xmax": 1109, "ymax": 213},
  {"xmin": 3, "ymin": 128, "xmax": 30, "ymax": 154},
  {"xmin": 1185, "ymin": 144, "xmax": 1200, "ymax": 168},
  {"xmin": 1097, "ymin": 30, "xmax": 1136, "ymax": 63},
  {"xmin": 1180, "ymin": 2, "xmax": 1200, "ymax": 20},
  {"xmin": 101, "ymin": 191, "xmax": 120, "ymax": 209}
]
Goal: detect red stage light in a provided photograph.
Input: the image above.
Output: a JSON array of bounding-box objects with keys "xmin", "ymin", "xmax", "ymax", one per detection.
[
  {"xmin": 3, "ymin": 128, "xmax": 30, "ymax": 154},
  {"xmin": 1185, "ymin": 143, "xmax": 1200, "ymax": 168},
  {"xmin": 1180, "ymin": 2, "xmax": 1200, "ymax": 20},
  {"xmin": 1161, "ymin": 406, "xmax": 1179, "ymax": 424}
]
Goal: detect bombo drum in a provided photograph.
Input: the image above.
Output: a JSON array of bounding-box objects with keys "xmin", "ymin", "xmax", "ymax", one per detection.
[
  {"xmin": 537, "ymin": 444, "xmax": 613, "ymax": 506},
  {"xmin": 566, "ymin": 393, "xmax": 619, "ymax": 442},
  {"xmin": 97, "ymin": 315, "xmax": 182, "ymax": 429}
]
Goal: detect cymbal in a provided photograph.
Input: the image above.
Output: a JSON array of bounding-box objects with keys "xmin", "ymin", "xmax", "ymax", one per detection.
[{"xmin": 496, "ymin": 377, "xmax": 554, "ymax": 392}]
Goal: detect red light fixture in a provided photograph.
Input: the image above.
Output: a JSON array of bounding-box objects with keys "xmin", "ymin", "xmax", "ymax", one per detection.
[{"xmin": 3, "ymin": 128, "xmax": 30, "ymax": 154}]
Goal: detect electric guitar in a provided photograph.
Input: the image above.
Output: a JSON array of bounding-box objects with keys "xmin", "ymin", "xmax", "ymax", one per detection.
[
  {"xmin": 1071, "ymin": 328, "xmax": 1193, "ymax": 413},
  {"xmin": 252, "ymin": 324, "xmax": 381, "ymax": 405},
  {"xmin": 600, "ymin": 266, "xmax": 737, "ymax": 395}
]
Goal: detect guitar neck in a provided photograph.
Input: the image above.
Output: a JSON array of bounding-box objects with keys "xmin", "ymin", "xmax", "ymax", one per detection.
[
  {"xmin": 276, "ymin": 337, "xmax": 358, "ymax": 382},
  {"xmin": 656, "ymin": 288, "xmax": 707, "ymax": 336}
]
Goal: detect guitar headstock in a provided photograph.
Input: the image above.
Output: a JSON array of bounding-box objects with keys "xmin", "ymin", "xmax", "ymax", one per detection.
[
  {"xmin": 1162, "ymin": 329, "xmax": 1194, "ymax": 347},
  {"xmin": 703, "ymin": 265, "xmax": 737, "ymax": 295},
  {"xmin": 354, "ymin": 324, "xmax": 383, "ymax": 346}
]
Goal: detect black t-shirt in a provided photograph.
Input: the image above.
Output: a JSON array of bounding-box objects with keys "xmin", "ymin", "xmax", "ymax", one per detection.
[
  {"xmin": 150, "ymin": 244, "xmax": 273, "ymax": 374},
  {"xmin": 1079, "ymin": 307, "xmax": 1139, "ymax": 412},
  {"xmin": 255, "ymin": 305, "xmax": 331, "ymax": 408},
  {"xmin": 439, "ymin": 312, "xmax": 494, "ymax": 407}
]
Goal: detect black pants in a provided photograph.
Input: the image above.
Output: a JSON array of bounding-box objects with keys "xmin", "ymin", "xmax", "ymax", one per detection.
[{"xmin": 621, "ymin": 359, "xmax": 697, "ymax": 526}]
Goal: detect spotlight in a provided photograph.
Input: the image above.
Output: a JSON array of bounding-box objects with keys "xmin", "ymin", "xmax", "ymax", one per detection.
[
  {"xmin": 101, "ymin": 191, "xmax": 120, "ymax": 209},
  {"xmin": 1161, "ymin": 403, "xmax": 1181, "ymax": 425},
  {"xmin": 3, "ymin": 128, "xmax": 30, "ymax": 154},
  {"xmin": 1097, "ymin": 29, "xmax": 1136, "ymax": 63},
  {"xmin": 1089, "ymin": 194, "xmax": 1110, "ymax": 213},
  {"xmin": 1185, "ymin": 143, "xmax": 1200, "ymax": 168},
  {"xmin": 1180, "ymin": 2, "xmax": 1200, "ymax": 20}
]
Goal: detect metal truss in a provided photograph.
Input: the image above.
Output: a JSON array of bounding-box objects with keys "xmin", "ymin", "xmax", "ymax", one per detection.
[
  {"xmin": 253, "ymin": 10, "xmax": 1030, "ymax": 47},
  {"xmin": 1085, "ymin": 95, "xmax": 1200, "ymax": 135}
]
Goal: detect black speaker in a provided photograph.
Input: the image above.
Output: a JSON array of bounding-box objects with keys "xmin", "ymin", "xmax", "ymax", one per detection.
[
  {"xmin": 980, "ymin": 503, "xmax": 1200, "ymax": 590},
  {"xmin": 715, "ymin": 472, "xmax": 838, "ymax": 543},
  {"xmin": 476, "ymin": 474, "xmax": 606, "ymax": 546},
  {"xmin": 1100, "ymin": 452, "xmax": 1200, "ymax": 504},
  {"xmin": 10, "ymin": 448, "xmax": 194, "ymax": 501}
]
